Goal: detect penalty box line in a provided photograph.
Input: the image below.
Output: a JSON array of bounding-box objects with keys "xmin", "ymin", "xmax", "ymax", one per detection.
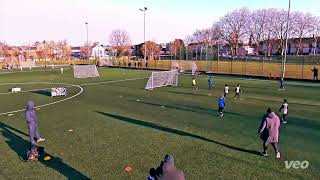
[{"xmin": 0, "ymin": 77, "xmax": 148, "ymax": 95}]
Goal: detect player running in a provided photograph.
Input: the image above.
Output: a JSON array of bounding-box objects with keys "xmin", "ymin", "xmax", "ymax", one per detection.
[
  {"xmin": 218, "ymin": 95, "xmax": 225, "ymax": 117},
  {"xmin": 224, "ymin": 84, "xmax": 229, "ymax": 97},
  {"xmin": 234, "ymin": 84, "xmax": 241, "ymax": 99},
  {"xmin": 279, "ymin": 99, "xmax": 288, "ymax": 124}
]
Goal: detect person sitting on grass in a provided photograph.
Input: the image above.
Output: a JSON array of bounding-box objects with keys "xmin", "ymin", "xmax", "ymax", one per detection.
[
  {"xmin": 258, "ymin": 108, "xmax": 281, "ymax": 159},
  {"xmin": 218, "ymin": 95, "xmax": 225, "ymax": 118},
  {"xmin": 25, "ymin": 101, "xmax": 45, "ymax": 146},
  {"xmin": 159, "ymin": 154, "xmax": 185, "ymax": 180},
  {"xmin": 279, "ymin": 99, "xmax": 288, "ymax": 124},
  {"xmin": 208, "ymin": 76, "xmax": 214, "ymax": 90}
]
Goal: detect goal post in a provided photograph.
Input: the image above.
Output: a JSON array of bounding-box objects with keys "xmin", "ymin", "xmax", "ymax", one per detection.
[
  {"xmin": 73, "ymin": 65, "xmax": 100, "ymax": 78},
  {"xmin": 171, "ymin": 61, "xmax": 198, "ymax": 75},
  {"xmin": 145, "ymin": 70, "xmax": 179, "ymax": 90}
]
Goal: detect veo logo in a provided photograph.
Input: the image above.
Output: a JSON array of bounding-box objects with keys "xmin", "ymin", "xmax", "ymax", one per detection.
[{"xmin": 285, "ymin": 160, "xmax": 309, "ymax": 169}]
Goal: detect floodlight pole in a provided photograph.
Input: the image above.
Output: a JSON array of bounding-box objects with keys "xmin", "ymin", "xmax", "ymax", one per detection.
[
  {"xmin": 85, "ymin": 22, "xmax": 89, "ymax": 61},
  {"xmin": 139, "ymin": 7, "xmax": 148, "ymax": 62},
  {"xmin": 282, "ymin": 0, "xmax": 291, "ymax": 78}
]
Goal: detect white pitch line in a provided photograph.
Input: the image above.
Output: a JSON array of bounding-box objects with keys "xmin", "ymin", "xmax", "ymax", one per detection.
[
  {"xmin": 79, "ymin": 77, "xmax": 148, "ymax": 86},
  {"xmin": 0, "ymin": 83, "xmax": 83, "ymax": 116},
  {"xmin": 0, "ymin": 68, "xmax": 69, "ymax": 75},
  {"xmin": 0, "ymin": 77, "xmax": 148, "ymax": 116},
  {"xmin": 0, "ymin": 82, "xmax": 74, "ymax": 95}
]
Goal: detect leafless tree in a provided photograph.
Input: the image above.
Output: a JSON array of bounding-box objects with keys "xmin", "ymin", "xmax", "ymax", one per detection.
[
  {"xmin": 216, "ymin": 8, "xmax": 250, "ymax": 56},
  {"xmin": 311, "ymin": 16, "xmax": 320, "ymax": 55},
  {"xmin": 171, "ymin": 39, "xmax": 185, "ymax": 59},
  {"xmin": 109, "ymin": 29, "xmax": 131, "ymax": 57},
  {"xmin": 57, "ymin": 40, "xmax": 72, "ymax": 60},
  {"xmin": 80, "ymin": 42, "xmax": 92, "ymax": 59},
  {"xmin": 292, "ymin": 12, "xmax": 314, "ymax": 55},
  {"xmin": 184, "ymin": 35, "xmax": 194, "ymax": 60},
  {"xmin": 248, "ymin": 9, "xmax": 270, "ymax": 55}
]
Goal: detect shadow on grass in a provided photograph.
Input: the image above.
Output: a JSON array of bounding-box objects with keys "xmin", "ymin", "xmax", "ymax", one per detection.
[
  {"xmin": 96, "ymin": 111, "xmax": 260, "ymax": 156},
  {"xmin": 167, "ymin": 90, "xmax": 213, "ymax": 97},
  {"xmin": 0, "ymin": 122, "xmax": 90, "ymax": 180},
  {"xmin": 129, "ymin": 100, "xmax": 253, "ymax": 118},
  {"xmin": 31, "ymin": 90, "xmax": 51, "ymax": 97}
]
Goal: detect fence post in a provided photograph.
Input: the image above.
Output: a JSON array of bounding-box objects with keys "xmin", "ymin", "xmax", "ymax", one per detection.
[
  {"xmin": 245, "ymin": 57, "xmax": 247, "ymax": 75},
  {"xmin": 262, "ymin": 58, "xmax": 265, "ymax": 77},
  {"xmin": 302, "ymin": 57, "xmax": 305, "ymax": 79},
  {"xmin": 211, "ymin": 46, "xmax": 213, "ymax": 72},
  {"xmin": 231, "ymin": 57, "xmax": 233, "ymax": 74}
]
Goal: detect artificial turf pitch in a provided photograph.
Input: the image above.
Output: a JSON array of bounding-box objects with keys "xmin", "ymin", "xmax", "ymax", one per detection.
[{"xmin": 0, "ymin": 68, "xmax": 319, "ymax": 179}]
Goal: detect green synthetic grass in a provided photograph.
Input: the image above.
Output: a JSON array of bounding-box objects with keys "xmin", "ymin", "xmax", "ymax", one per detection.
[{"xmin": 0, "ymin": 68, "xmax": 319, "ymax": 180}]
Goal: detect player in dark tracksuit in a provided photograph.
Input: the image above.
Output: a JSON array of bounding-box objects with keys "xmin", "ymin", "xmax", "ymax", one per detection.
[
  {"xmin": 312, "ymin": 67, "xmax": 318, "ymax": 80},
  {"xmin": 25, "ymin": 101, "xmax": 45, "ymax": 146}
]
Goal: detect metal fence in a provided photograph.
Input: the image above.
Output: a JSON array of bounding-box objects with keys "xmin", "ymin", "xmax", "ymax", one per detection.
[
  {"xmin": 107, "ymin": 58, "xmax": 319, "ymax": 80},
  {"xmin": 2, "ymin": 57, "xmax": 318, "ymax": 80}
]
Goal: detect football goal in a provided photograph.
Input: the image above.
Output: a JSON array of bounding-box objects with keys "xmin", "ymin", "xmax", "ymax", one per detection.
[
  {"xmin": 171, "ymin": 61, "xmax": 198, "ymax": 75},
  {"xmin": 145, "ymin": 70, "xmax": 179, "ymax": 90},
  {"xmin": 73, "ymin": 65, "xmax": 99, "ymax": 78}
]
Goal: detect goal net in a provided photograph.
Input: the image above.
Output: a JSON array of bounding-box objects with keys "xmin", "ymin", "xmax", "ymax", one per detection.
[
  {"xmin": 73, "ymin": 65, "xmax": 99, "ymax": 78},
  {"xmin": 171, "ymin": 61, "xmax": 198, "ymax": 75},
  {"xmin": 20, "ymin": 60, "xmax": 36, "ymax": 69},
  {"xmin": 145, "ymin": 70, "xmax": 178, "ymax": 90}
]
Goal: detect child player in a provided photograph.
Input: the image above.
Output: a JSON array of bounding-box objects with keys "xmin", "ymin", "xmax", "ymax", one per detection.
[
  {"xmin": 279, "ymin": 99, "xmax": 288, "ymax": 124},
  {"xmin": 279, "ymin": 77, "xmax": 285, "ymax": 90},
  {"xmin": 208, "ymin": 76, "xmax": 214, "ymax": 90},
  {"xmin": 192, "ymin": 77, "xmax": 198, "ymax": 92},
  {"xmin": 218, "ymin": 95, "xmax": 225, "ymax": 117},
  {"xmin": 224, "ymin": 84, "xmax": 229, "ymax": 97},
  {"xmin": 234, "ymin": 84, "xmax": 241, "ymax": 99}
]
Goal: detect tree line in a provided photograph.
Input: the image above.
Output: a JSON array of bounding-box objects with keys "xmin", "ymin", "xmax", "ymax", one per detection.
[
  {"xmin": 187, "ymin": 8, "xmax": 320, "ymax": 56},
  {"xmin": 2, "ymin": 7, "xmax": 319, "ymax": 61}
]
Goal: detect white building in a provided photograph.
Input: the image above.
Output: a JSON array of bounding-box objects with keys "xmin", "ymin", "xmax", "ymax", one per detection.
[{"xmin": 91, "ymin": 43, "xmax": 113, "ymax": 60}]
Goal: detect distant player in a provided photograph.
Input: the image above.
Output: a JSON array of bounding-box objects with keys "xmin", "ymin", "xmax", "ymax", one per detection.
[
  {"xmin": 218, "ymin": 95, "xmax": 225, "ymax": 117},
  {"xmin": 192, "ymin": 77, "xmax": 198, "ymax": 92},
  {"xmin": 224, "ymin": 84, "xmax": 229, "ymax": 97},
  {"xmin": 311, "ymin": 67, "xmax": 318, "ymax": 80},
  {"xmin": 234, "ymin": 84, "xmax": 241, "ymax": 99},
  {"xmin": 279, "ymin": 99, "xmax": 288, "ymax": 124},
  {"xmin": 208, "ymin": 76, "xmax": 213, "ymax": 90},
  {"xmin": 279, "ymin": 77, "xmax": 285, "ymax": 90}
]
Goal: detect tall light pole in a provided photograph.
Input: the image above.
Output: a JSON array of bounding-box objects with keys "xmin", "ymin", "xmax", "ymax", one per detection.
[
  {"xmin": 139, "ymin": 7, "xmax": 148, "ymax": 62},
  {"xmin": 85, "ymin": 22, "xmax": 89, "ymax": 61},
  {"xmin": 282, "ymin": 0, "xmax": 291, "ymax": 78}
]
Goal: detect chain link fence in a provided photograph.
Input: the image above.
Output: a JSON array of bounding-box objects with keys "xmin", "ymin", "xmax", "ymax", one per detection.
[{"xmin": 2, "ymin": 57, "xmax": 318, "ymax": 80}]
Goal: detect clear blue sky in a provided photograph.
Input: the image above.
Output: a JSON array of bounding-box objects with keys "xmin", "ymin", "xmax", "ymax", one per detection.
[{"xmin": 1, "ymin": 0, "xmax": 319, "ymax": 46}]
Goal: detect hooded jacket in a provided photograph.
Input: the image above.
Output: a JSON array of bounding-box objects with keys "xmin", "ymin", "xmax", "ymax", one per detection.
[
  {"xmin": 259, "ymin": 112, "xmax": 280, "ymax": 143},
  {"xmin": 25, "ymin": 101, "xmax": 38, "ymax": 125},
  {"xmin": 159, "ymin": 155, "xmax": 185, "ymax": 180}
]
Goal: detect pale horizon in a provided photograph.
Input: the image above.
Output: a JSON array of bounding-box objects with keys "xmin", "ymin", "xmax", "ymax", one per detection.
[{"xmin": 1, "ymin": 0, "xmax": 320, "ymax": 46}]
